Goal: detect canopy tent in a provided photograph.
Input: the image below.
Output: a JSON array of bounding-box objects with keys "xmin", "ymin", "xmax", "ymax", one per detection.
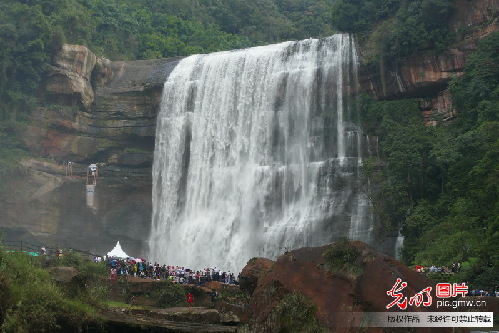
[{"xmin": 106, "ymin": 241, "xmax": 129, "ymax": 258}]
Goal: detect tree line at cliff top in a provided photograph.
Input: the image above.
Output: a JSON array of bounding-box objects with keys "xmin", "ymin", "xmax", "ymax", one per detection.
[{"xmin": 0, "ymin": 0, "xmax": 457, "ymax": 119}]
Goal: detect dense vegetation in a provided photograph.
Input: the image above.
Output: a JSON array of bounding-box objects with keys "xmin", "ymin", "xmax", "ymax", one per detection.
[
  {"xmin": 0, "ymin": 248, "xmax": 105, "ymax": 332},
  {"xmin": 361, "ymin": 32, "xmax": 499, "ymax": 290},
  {"xmin": 332, "ymin": 0, "xmax": 455, "ymax": 61},
  {"xmin": 0, "ymin": 0, "xmax": 338, "ymax": 179}
]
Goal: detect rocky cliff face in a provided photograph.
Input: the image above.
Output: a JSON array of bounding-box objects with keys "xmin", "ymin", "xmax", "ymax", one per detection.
[
  {"xmin": 358, "ymin": 0, "xmax": 498, "ymax": 122},
  {"xmin": 1, "ymin": 0, "xmax": 496, "ymax": 258},
  {"xmin": 45, "ymin": 44, "xmax": 97, "ymax": 110},
  {"xmin": 1, "ymin": 45, "xmax": 182, "ymax": 257}
]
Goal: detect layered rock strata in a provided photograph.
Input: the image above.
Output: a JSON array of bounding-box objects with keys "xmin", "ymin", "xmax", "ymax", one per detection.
[
  {"xmin": 358, "ymin": 0, "xmax": 498, "ymax": 120},
  {"xmin": 2, "ymin": 45, "xmax": 183, "ymax": 257}
]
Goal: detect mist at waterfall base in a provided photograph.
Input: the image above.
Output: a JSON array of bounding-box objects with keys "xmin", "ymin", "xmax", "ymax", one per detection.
[{"xmin": 149, "ymin": 35, "xmax": 386, "ymax": 273}]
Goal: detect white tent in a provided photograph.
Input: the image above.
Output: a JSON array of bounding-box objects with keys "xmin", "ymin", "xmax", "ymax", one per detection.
[{"xmin": 107, "ymin": 241, "xmax": 129, "ymax": 258}]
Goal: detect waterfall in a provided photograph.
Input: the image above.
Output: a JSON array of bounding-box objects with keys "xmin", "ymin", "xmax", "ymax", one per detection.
[
  {"xmin": 149, "ymin": 35, "xmax": 373, "ymax": 272},
  {"xmin": 395, "ymin": 230, "xmax": 405, "ymax": 261}
]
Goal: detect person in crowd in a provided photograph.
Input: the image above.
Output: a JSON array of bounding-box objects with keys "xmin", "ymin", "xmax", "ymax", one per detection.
[
  {"xmin": 211, "ymin": 289, "xmax": 218, "ymax": 305},
  {"xmin": 187, "ymin": 292, "xmax": 194, "ymax": 308},
  {"xmin": 110, "ymin": 267, "xmax": 117, "ymax": 281}
]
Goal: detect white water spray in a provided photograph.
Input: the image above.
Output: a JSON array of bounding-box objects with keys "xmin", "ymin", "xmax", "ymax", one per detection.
[{"xmin": 149, "ymin": 35, "xmax": 373, "ymax": 272}]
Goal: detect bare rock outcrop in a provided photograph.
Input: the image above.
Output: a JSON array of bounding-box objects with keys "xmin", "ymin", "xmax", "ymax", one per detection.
[
  {"xmin": 242, "ymin": 241, "xmax": 462, "ymax": 333},
  {"xmin": 45, "ymin": 44, "xmax": 97, "ymax": 110},
  {"xmin": 359, "ymin": 0, "xmax": 498, "ymax": 101},
  {"xmin": 239, "ymin": 257, "xmax": 274, "ymax": 295},
  {"xmin": 360, "ymin": 49, "xmax": 468, "ymax": 100},
  {"xmin": 4, "ymin": 46, "xmax": 183, "ymax": 258}
]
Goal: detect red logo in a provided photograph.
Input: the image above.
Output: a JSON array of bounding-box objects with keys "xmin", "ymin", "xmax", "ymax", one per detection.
[
  {"xmin": 386, "ymin": 278, "xmax": 409, "ymax": 310},
  {"xmin": 436, "ymin": 283, "xmax": 468, "ymax": 298},
  {"xmin": 409, "ymin": 286, "xmax": 432, "ymax": 307},
  {"xmin": 387, "ymin": 279, "xmax": 469, "ymax": 310},
  {"xmin": 436, "ymin": 283, "xmax": 452, "ymax": 298}
]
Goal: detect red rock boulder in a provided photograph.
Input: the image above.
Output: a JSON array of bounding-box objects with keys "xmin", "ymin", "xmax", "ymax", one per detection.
[
  {"xmin": 243, "ymin": 241, "xmax": 468, "ymax": 333},
  {"xmin": 239, "ymin": 257, "xmax": 274, "ymax": 295}
]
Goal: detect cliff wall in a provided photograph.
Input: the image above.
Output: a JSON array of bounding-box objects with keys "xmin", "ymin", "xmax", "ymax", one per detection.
[
  {"xmin": 358, "ymin": 0, "xmax": 498, "ymax": 123},
  {"xmin": 1, "ymin": 0, "xmax": 496, "ymax": 258},
  {"xmin": 1, "ymin": 46, "xmax": 182, "ymax": 257}
]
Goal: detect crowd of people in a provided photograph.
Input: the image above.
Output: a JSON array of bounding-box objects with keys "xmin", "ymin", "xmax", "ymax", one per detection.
[
  {"xmin": 467, "ymin": 289, "xmax": 499, "ymax": 297},
  {"xmin": 414, "ymin": 262, "xmax": 461, "ymax": 274},
  {"xmin": 28, "ymin": 245, "xmax": 499, "ymax": 300},
  {"xmin": 107, "ymin": 257, "xmax": 239, "ymax": 286}
]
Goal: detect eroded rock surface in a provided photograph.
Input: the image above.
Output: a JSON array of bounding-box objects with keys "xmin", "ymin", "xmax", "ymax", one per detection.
[
  {"xmin": 241, "ymin": 241, "xmax": 461, "ymax": 333},
  {"xmin": 45, "ymin": 44, "xmax": 96, "ymax": 110},
  {"xmin": 239, "ymin": 257, "xmax": 274, "ymax": 295},
  {"xmin": 358, "ymin": 0, "xmax": 498, "ymax": 103},
  {"xmin": 3, "ymin": 45, "xmax": 183, "ymax": 257}
]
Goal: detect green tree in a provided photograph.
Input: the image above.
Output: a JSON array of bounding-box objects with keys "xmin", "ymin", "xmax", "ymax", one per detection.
[
  {"xmin": 0, "ymin": 249, "xmax": 97, "ymax": 331},
  {"xmin": 361, "ymin": 33, "xmax": 499, "ymax": 287}
]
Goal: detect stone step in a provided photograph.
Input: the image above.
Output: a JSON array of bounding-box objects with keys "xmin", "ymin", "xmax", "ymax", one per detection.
[{"xmin": 101, "ymin": 308, "xmax": 238, "ymax": 333}]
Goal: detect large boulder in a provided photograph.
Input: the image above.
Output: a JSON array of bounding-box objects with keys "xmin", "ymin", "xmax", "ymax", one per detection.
[
  {"xmin": 45, "ymin": 44, "xmax": 97, "ymax": 110},
  {"xmin": 244, "ymin": 241, "xmax": 461, "ymax": 333},
  {"xmin": 239, "ymin": 257, "xmax": 274, "ymax": 295}
]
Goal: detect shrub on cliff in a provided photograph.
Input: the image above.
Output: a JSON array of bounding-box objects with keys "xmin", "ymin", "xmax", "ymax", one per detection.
[
  {"xmin": 323, "ymin": 239, "xmax": 364, "ymax": 279},
  {"xmin": 0, "ymin": 247, "xmax": 98, "ymax": 332},
  {"xmin": 57, "ymin": 250, "xmax": 108, "ymax": 281},
  {"xmin": 274, "ymin": 293, "xmax": 327, "ymax": 333},
  {"xmin": 153, "ymin": 281, "xmax": 186, "ymax": 307}
]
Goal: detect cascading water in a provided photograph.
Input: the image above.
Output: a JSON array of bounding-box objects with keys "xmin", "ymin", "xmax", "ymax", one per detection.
[{"xmin": 149, "ymin": 35, "xmax": 374, "ymax": 272}]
